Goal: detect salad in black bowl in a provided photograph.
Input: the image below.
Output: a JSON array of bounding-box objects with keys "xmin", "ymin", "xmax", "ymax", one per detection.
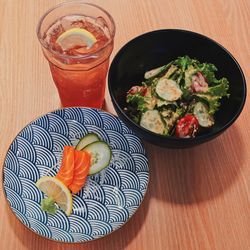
[
  {"xmin": 108, "ymin": 29, "xmax": 246, "ymax": 148},
  {"xmin": 125, "ymin": 55, "xmax": 229, "ymax": 138}
]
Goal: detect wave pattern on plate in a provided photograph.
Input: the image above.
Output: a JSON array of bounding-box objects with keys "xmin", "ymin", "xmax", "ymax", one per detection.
[
  {"xmin": 106, "ymin": 205, "xmax": 129, "ymax": 223},
  {"xmin": 106, "ymin": 130, "xmax": 130, "ymax": 152},
  {"xmin": 79, "ymin": 179, "xmax": 106, "ymax": 204},
  {"xmin": 69, "ymin": 215, "xmax": 92, "ymax": 235},
  {"xmin": 49, "ymin": 226, "xmax": 73, "ymax": 242},
  {"xmin": 125, "ymin": 134, "xmax": 145, "ymax": 154},
  {"xmin": 31, "ymin": 124, "xmax": 53, "ymax": 151},
  {"xmin": 16, "ymin": 136, "xmax": 36, "ymax": 163},
  {"xmin": 20, "ymin": 177, "xmax": 43, "ymax": 201},
  {"xmin": 64, "ymin": 107, "xmax": 85, "ymax": 123},
  {"xmin": 47, "ymin": 210, "xmax": 70, "ymax": 231},
  {"xmin": 82, "ymin": 109, "xmax": 103, "ymax": 127},
  {"xmin": 89, "ymin": 220, "xmax": 112, "ymax": 237},
  {"xmin": 32, "ymin": 115, "xmax": 50, "ymax": 130},
  {"xmin": 48, "ymin": 113, "xmax": 68, "ymax": 136},
  {"xmin": 24, "ymin": 198, "xmax": 47, "ymax": 223},
  {"xmin": 132, "ymin": 153, "xmax": 149, "ymax": 172},
  {"xmin": 4, "ymin": 169, "xmax": 22, "ymax": 194},
  {"xmin": 102, "ymin": 185, "xmax": 126, "ymax": 207},
  {"xmin": 111, "ymin": 149, "xmax": 136, "ymax": 172},
  {"xmin": 137, "ymin": 172, "xmax": 150, "ymax": 193},
  {"xmin": 34, "ymin": 145, "xmax": 57, "ymax": 167},
  {"xmin": 50, "ymin": 132, "xmax": 72, "ymax": 152},
  {"xmin": 123, "ymin": 189, "xmax": 143, "ymax": 207},
  {"xmin": 85, "ymin": 199, "xmax": 110, "ymax": 221},
  {"xmin": 100, "ymin": 112, "xmax": 123, "ymax": 132},
  {"xmin": 19, "ymin": 125, "xmax": 33, "ymax": 143},
  {"xmin": 5, "ymin": 150, "xmax": 19, "ymax": 174},
  {"xmin": 99, "ymin": 167, "xmax": 122, "ymax": 189},
  {"xmin": 28, "ymin": 217, "xmax": 52, "ymax": 238},
  {"xmin": 5, "ymin": 186, "xmax": 26, "ymax": 213},
  {"xmin": 71, "ymin": 232, "xmax": 93, "ymax": 242},
  {"xmin": 119, "ymin": 169, "xmax": 140, "ymax": 190},
  {"xmin": 18, "ymin": 157, "xmax": 39, "ymax": 182},
  {"xmin": 66, "ymin": 120, "xmax": 88, "ymax": 143},
  {"xmin": 3, "ymin": 107, "xmax": 149, "ymax": 243}
]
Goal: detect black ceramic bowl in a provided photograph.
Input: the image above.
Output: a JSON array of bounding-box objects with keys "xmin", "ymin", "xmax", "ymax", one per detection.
[{"xmin": 108, "ymin": 29, "xmax": 246, "ymax": 148}]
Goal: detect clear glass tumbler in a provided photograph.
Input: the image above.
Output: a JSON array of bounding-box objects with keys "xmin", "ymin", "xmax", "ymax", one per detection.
[{"xmin": 37, "ymin": 1, "xmax": 115, "ymax": 108}]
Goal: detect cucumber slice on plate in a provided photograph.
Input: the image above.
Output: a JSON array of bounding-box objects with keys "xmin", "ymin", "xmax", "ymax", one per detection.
[
  {"xmin": 75, "ymin": 133, "xmax": 100, "ymax": 150},
  {"xmin": 84, "ymin": 141, "xmax": 112, "ymax": 175}
]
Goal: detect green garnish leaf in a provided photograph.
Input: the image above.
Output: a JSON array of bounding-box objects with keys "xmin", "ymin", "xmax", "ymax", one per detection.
[{"xmin": 41, "ymin": 197, "xmax": 57, "ymax": 215}]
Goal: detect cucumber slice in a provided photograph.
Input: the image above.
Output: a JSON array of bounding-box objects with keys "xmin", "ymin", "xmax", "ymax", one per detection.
[
  {"xmin": 75, "ymin": 133, "xmax": 100, "ymax": 150},
  {"xmin": 156, "ymin": 78, "xmax": 182, "ymax": 101},
  {"xmin": 193, "ymin": 102, "xmax": 214, "ymax": 127},
  {"xmin": 140, "ymin": 110, "xmax": 165, "ymax": 134},
  {"xmin": 144, "ymin": 65, "xmax": 167, "ymax": 79},
  {"xmin": 84, "ymin": 141, "xmax": 112, "ymax": 175}
]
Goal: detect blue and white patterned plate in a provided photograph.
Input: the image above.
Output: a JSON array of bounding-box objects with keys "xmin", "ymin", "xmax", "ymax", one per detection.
[{"xmin": 3, "ymin": 107, "xmax": 149, "ymax": 243}]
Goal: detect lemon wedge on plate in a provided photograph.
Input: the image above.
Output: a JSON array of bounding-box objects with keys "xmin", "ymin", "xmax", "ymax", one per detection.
[
  {"xmin": 56, "ymin": 27, "xmax": 97, "ymax": 50},
  {"xmin": 36, "ymin": 176, "xmax": 73, "ymax": 216}
]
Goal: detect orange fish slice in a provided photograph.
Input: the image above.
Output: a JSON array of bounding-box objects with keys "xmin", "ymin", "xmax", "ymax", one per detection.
[
  {"xmin": 56, "ymin": 146, "xmax": 75, "ymax": 186},
  {"xmin": 68, "ymin": 150, "xmax": 91, "ymax": 194}
]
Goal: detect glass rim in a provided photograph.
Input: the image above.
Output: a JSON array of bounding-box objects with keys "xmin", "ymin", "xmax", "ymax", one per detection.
[{"xmin": 36, "ymin": 1, "xmax": 116, "ymax": 59}]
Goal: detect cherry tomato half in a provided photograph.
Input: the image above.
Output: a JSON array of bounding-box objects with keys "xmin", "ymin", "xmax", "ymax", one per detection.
[{"xmin": 175, "ymin": 114, "xmax": 199, "ymax": 138}]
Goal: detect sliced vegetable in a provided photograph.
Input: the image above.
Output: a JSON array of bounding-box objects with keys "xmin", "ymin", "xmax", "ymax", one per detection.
[
  {"xmin": 193, "ymin": 102, "xmax": 214, "ymax": 127},
  {"xmin": 75, "ymin": 133, "xmax": 100, "ymax": 150},
  {"xmin": 140, "ymin": 110, "xmax": 165, "ymax": 134},
  {"xmin": 68, "ymin": 150, "xmax": 91, "ymax": 194},
  {"xmin": 156, "ymin": 78, "xmax": 182, "ymax": 101},
  {"xmin": 175, "ymin": 114, "xmax": 199, "ymax": 138},
  {"xmin": 144, "ymin": 65, "xmax": 168, "ymax": 79},
  {"xmin": 195, "ymin": 93, "xmax": 221, "ymax": 115},
  {"xmin": 56, "ymin": 146, "xmax": 74, "ymax": 186},
  {"xmin": 84, "ymin": 141, "xmax": 112, "ymax": 175},
  {"xmin": 163, "ymin": 65, "xmax": 178, "ymax": 79}
]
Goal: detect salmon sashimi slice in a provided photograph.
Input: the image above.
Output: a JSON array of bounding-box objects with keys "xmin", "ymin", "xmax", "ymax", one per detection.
[
  {"xmin": 56, "ymin": 146, "xmax": 75, "ymax": 186},
  {"xmin": 68, "ymin": 150, "xmax": 91, "ymax": 194}
]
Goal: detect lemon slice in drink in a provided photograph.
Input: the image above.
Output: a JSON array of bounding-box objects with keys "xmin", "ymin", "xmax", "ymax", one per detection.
[
  {"xmin": 56, "ymin": 27, "xmax": 97, "ymax": 50},
  {"xmin": 36, "ymin": 176, "xmax": 73, "ymax": 216}
]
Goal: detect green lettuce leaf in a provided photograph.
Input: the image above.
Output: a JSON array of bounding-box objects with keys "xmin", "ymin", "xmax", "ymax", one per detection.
[
  {"xmin": 174, "ymin": 56, "xmax": 199, "ymax": 71},
  {"xmin": 198, "ymin": 63, "xmax": 218, "ymax": 83},
  {"xmin": 207, "ymin": 78, "xmax": 229, "ymax": 97},
  {"xmin": 126, "ymin": 93, "xmax": 147, "ymax": 112}
]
